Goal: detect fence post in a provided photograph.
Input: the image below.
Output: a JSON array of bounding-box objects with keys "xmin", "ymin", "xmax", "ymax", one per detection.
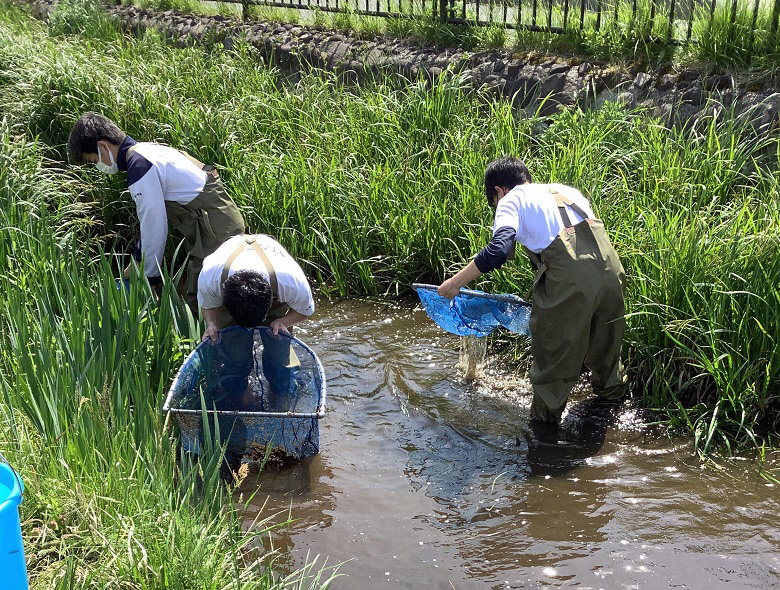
[
  {"xmin": 242, "ymin": 0, "xmax": 249, "ymax": 21},
  {"xmin": 728, "ymin": 0, "xmax": 738, "ymax": 44},
  {"xmin": 439, "ymin": 0, "xmax": 447, "ymax": 22},
  {"xmin": 749, "ymin": 0, "xmax": 761, "ymax": 49}
]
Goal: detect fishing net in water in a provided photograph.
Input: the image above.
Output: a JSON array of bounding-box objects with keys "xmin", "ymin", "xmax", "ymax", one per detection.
[
  {"xmin": 413, "ymin": 283, "xmax": 532, "ymax": 337},
  {"xmin": 163, "ymin": 326, "xmax": 326, "ymax": 461}
]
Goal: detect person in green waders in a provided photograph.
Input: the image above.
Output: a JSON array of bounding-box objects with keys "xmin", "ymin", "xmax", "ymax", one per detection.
[
  {"xmin": 67, "ymin": 112, "xmax": 246, "ymax": 307},
  {"xmin": 437, "ymin": 157, "xmax": 627, "ymax": 427}
]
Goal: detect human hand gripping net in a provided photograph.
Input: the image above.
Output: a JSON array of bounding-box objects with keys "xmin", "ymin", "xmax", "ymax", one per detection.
[{"xmin": 412, "ymin": 283, "xmax": 531, "ymax": 337}]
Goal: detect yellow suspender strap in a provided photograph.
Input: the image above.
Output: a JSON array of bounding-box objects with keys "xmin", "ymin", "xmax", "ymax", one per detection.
[{"xmin": 220, "ymin": 236, "xmax": 279, "ymax": 300}]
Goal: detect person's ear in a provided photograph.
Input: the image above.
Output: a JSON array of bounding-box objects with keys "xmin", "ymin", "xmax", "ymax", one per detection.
[{"xmin": 96, "ymin": 140, "xmax": 108, "ymax": 161}]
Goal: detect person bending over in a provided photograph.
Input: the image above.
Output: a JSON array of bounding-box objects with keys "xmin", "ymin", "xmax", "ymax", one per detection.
[
  {"xmin": 68, "ymin": 112, "xmax": 246, "ymax": 305},
  {"xmin": 437, "ymin": 157, "xmax": 627, "ymax": 424},
  {"xmin": 198, "ymin": 234, "xmax": 315, "ymax": 410}
]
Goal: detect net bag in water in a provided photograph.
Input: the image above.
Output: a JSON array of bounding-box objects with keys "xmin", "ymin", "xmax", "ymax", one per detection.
[
  {"xmin": 163, "ymin": 326, "xmax": 327, "ymax": 461},
  {"xmin": 413, "ymin": 283, "xmax": 532, "ymax": 337}
]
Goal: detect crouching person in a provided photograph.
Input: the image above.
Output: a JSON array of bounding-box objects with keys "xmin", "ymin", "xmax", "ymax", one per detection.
[
  {"xmin": 437, "ymin": 157, "xmax": 627, "ymax": 425},
  {"xmin": 198, "ymin": 234, "xmax": 315, "ymax": 411}
]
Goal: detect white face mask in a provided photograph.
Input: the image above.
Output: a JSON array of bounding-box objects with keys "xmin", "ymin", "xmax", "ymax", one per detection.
[{"xmin": 96, "ymin": 145, "xmax": 119, "ymax": 175}]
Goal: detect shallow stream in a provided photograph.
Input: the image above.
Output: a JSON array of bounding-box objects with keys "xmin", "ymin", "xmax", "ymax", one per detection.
[{"xmin": 237, "ymin": 301, "xmax": 779, "ymax": 590}]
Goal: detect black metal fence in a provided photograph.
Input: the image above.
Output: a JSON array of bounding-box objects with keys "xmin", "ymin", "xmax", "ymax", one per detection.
[{"xmin": 194, "ymin": 0, "xmax": 780, "ymax": 47}]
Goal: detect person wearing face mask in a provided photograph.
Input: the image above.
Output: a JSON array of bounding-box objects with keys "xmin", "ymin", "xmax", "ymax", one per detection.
[{"xmin": 67, "ymin": 112, "xmax": 246, "ymax": 307}]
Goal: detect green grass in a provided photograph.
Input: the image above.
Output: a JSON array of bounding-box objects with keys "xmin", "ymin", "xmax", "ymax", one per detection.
[
  {"xmin": 2, "ymin": 0, "xmax": 780, "ymax": 468},
  {"xmin": 0, "ymin": 8, "xmax": 342, "ymax": 588}
]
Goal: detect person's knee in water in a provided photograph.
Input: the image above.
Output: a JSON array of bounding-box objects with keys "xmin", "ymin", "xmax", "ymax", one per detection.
[
  {"xmin": 436, "ymin": 156, "xmax": 627, "ymax": 424},
  {"xmin": 67, "ymin": 112, "xmax": 245, "ymax": 305}
]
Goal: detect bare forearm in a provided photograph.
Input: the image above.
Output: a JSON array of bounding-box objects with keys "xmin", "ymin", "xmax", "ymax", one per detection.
[
  {"xmin": 438, "ymin": 260, "xmax": 484, "ymax": 298},
  {"xmin": 277, "ymin": 310, "xmax": 308, "ymax": 329},
  {"xmin": 203, "ymin": 306, "xmax": 223, "ymax": 329}
]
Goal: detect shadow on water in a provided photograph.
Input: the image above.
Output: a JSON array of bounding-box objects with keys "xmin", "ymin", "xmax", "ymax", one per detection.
[{"xmin": 522, "ymin": 397, "xmax": 616, "ymax": 478}]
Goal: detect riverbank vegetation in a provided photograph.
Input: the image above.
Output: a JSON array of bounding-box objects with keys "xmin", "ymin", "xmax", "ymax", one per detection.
[
  {"xmin": 0, "ymin": 5, "xmax": 343, "ymax": 589},
  {"xmin": 5, "ymin": 0, "xmax": 779, "ymax": 450},
  {"xmin": 0, "ymin": 4, "xmax": 777, "ymax": 586}
]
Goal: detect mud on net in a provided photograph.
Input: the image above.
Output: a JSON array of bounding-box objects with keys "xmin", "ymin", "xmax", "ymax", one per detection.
[
  {"xmin": 163, "ymin": 326, "xmax": 326, "ymax": 461},
  {"xmin": 413, "ymin": 283, "xmax": 532, "ymax": 337}
]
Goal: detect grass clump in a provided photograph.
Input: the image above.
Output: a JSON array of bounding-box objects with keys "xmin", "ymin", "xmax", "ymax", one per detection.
[
  {"xmin": 48, "ymin": 0, "xmax": 119, "ymax": 39},
  {"xmin": 685, "ymin": 1, "xmax": 780, "ymax": 72}
]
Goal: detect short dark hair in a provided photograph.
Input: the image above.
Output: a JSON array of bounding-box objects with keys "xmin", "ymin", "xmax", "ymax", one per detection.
[
  {"xmin": 222, "ymin": 270, "xmax": 273, "ymax": 328},
  {"xmin": 484, "ymin": 157, "xmax": 533, "ymax": 206},
  {"xmin": 67, "ymin": 112, "xmax": 126, "ymax": 164}
]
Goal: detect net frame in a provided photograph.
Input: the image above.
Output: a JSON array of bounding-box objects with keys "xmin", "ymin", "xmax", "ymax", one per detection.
[{"xmin": 163, "ymin": 326, "xmax": 327, "ymax": 460}]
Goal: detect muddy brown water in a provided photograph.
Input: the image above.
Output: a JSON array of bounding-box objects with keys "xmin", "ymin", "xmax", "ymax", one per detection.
[{"xmin": 236, "ymin": 301, "xmax": 779, "ymax": 590}]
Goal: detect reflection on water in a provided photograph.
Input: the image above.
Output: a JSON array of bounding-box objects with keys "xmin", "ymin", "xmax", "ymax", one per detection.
[{"xmin": 236, "ymin": 301, "xmax": 780, "ymax": 590}]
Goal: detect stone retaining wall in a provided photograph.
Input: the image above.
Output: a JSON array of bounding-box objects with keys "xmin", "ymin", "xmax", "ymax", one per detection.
[{"xmin": 25, "ymin": 0, "xmax": 780, "ymax": 130}]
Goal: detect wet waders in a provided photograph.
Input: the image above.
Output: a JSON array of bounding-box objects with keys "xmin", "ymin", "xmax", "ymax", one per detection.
[{"xmin": 525, "ymin": 189, "xmax": 627, "ymax": 422}]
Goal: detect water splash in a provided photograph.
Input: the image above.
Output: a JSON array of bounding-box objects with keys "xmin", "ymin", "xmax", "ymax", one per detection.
[{"xmin": 458, "ymin": 335, "xmax": 487, "ymax": 381}]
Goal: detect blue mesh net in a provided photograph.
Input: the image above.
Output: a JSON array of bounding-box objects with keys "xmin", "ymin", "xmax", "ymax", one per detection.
[
  {"xmin": 414, "ymin": 284, "xmax": 532, "ymax": 338},
  {"xmin": 163, "ymin": 326, "xmax": 326, "ymax": 461}
]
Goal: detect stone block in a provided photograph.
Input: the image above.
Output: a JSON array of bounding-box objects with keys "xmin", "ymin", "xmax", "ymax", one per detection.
[
  {"xmin": 681, "ymin": 84, "xmax": 703, "ymax": 106},
  {"xmin": 550, "ymin": 62, "xmax": 569, "ymax": 75},
  {"xmin": 506, "ymin": 59, "xmax": 524, "ymax": 79},
  {"xmin": 656, "ymin": 74, "xmax": 676, "ymax": 91},
  {"xmin": 678, "ymin": 69, "xmax": 701, "ymax": 82},
  {"xmin": 633, "ymin": 72, "xmax": 653, "ymax": 90},
  {"xmin": 705, "ymin": 74, "xmax": 733, "ymax": 91},
  {"xmin": 540, "ymin": 72, "xmax": 567, "ymax": 97}
]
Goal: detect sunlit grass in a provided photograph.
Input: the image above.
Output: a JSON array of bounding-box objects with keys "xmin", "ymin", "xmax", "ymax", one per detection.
[
  {"xmin": 2, "ymin": 0, "xmax": 779, "ymax": 460},
  {"xmin": 0, "ymin": 20, "xmax": 339, "ymax": 584}
]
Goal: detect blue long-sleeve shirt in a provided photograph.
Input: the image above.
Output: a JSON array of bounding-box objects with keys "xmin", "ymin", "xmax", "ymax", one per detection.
[{"xmin": 474, "ymin": 226, "xmax": 516, "ymax": 273}]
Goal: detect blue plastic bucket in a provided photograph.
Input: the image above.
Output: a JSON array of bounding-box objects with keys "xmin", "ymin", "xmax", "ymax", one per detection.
[{"xmin": 0, "ymin": 456, "xmax": 28, "ymax": 590}]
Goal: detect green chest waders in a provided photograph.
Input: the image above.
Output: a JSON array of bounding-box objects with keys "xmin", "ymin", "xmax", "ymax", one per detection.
[
  {"xmin": 524, "ymin": 189, "xmax": 627, "ymax": 422},
  {"xmin": 129, "ymin": 146, "xmax": 246, "ymax": 307},
  {"xmin": 220, "ymin": 236, "xmax": 301, "ymax": 400}
]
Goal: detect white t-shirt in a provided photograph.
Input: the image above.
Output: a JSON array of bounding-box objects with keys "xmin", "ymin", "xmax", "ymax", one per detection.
[
  {"xmin": 493, "ymin": 183, "xmax": 595, "ymax": 253},
  {"xmin": 197, "ymin": 234, "xmax": 315, "ymax": 316}
]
